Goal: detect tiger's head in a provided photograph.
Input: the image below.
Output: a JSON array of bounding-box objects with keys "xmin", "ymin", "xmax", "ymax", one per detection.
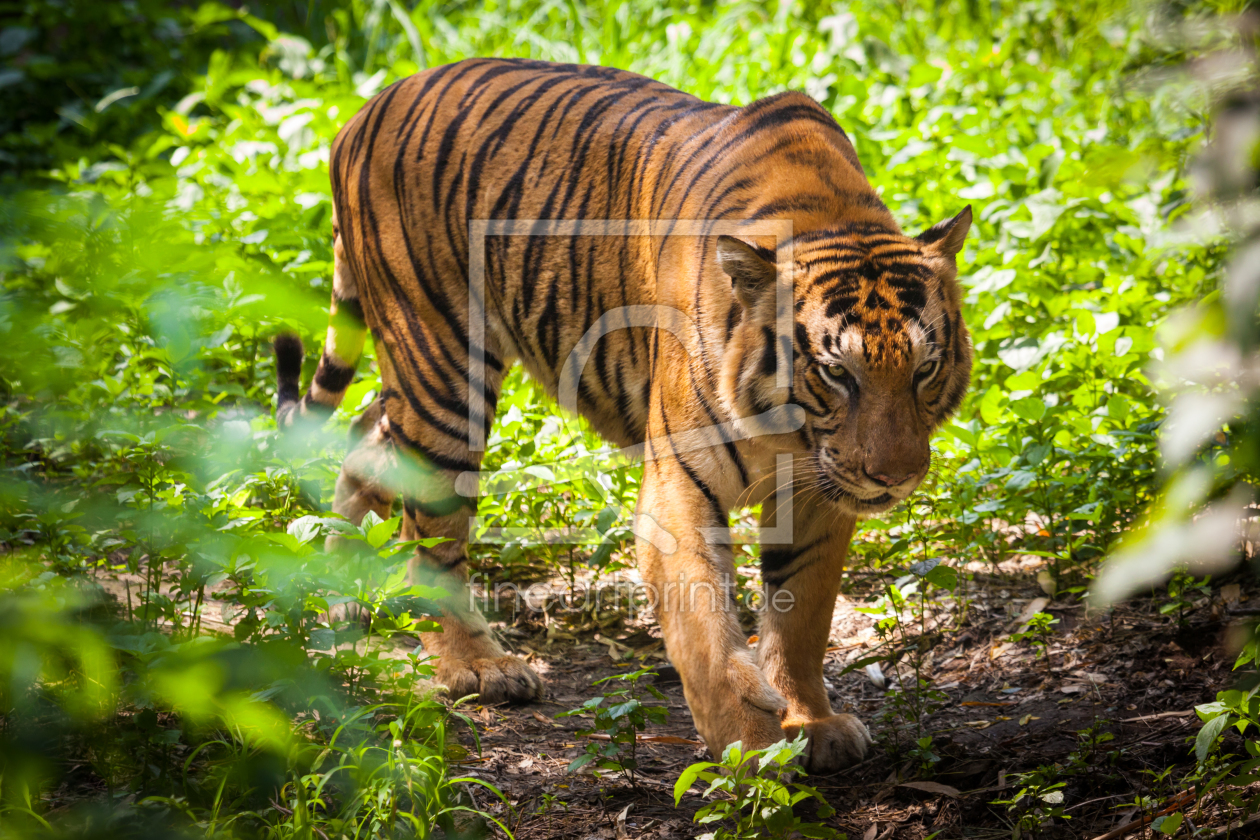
[{"xmin": 716, "ymin": 207, "xmax": 972, "ymax": 516}]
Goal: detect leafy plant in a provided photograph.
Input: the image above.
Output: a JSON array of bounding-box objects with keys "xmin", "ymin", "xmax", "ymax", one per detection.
[
  {"xmin": 1065, "ymin": 723, "xmax": 1119, "ymax": 777},
  {"xmin": 991, "ymin": 767, "xmax": 1070, "ymax": 840},
  {"xmin": 1191, "ymin": 677, "xmax": 1260, "ymax": 805},
  {"xmin": 850, "ymin": 554, "xmax": 956, "ymax": 753},
  {"xmin": 673, "ymin": 734, "xmax": 843, "ymax": 840},
  {"xmin": 1160, "ymin": 572, "xmax": 1211, "ymax": 627},
  {"xmin": 1010, "ymin": 612, "xmax": 1060, "ymax": 660},
  {"xmin": 557, "ymin": 667, "xmax": 667, "ymax": 786}
]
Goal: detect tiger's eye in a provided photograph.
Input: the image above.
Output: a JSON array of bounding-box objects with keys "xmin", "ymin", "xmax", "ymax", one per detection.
[
  {"xmin": 916, "ymin": 360, "xmax": 938, "ymax": 378},
  {"xmin": 827, "ymin": 363, "xmax": 847, "ymax": 379}
]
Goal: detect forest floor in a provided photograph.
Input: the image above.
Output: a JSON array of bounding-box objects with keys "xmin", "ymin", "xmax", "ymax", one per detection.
[{"xmin": 428, "ymin": 562, "xmax": 1260, "ymax": 840}]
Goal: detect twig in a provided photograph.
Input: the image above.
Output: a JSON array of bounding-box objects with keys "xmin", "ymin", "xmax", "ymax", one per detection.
[
  {"xmin": 1118, "ymin": 710, "xmax": 1194, "ymax": 723},
  {"xmin": 582, "ymin": 732, "xmax": 702, "ymax": 747},
  {"xmin": 1065, "ymin": 793, "xmax": 1129, "ymax": 812},
  {"xmin": 1088, "ymin": 791, "xmax": 1196, "ymax": 840},
  {"xmin": 1195, "ymin": 812, "xmax": 1260, "ymax": 840}
]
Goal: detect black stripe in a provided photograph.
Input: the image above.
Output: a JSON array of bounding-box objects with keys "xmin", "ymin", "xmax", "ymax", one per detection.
[
  {"xmin": 762, "ymin": 537, "xmax": 826, "ymax": 586},
  {"xmin": 660, "ymin": 412, "xmax": 725, "ymax": 526},
  {"xmin": 314, "ymin": 353, "xmax": 356, "ymax": 392},
  {"xmin": 404, "ymin": 493, "xmax": 476, "ymax": 519},
  {"xmin": 332, "ymin": 294, "xmax": 366, "ymax": 325},
  {"xmin": 759, "ymin": 326, "xmax": 777, "ymax": 377},
  {"xmin": 689, "ymin": 371, "xmax": 749, "ymax": 487},
  {"xmin": 387, "ymin": 418, "xmax": 478, "ymax": 474}
]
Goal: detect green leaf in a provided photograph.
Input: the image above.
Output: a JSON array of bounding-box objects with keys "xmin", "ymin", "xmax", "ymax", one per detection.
[
  {"xmin": 567, "ymin": 753, "xmax": 596, "ymax": 773},
  {"xmin": 925, "ymin": 564, "xmax": 958, "ymax": 590},
  {"xmin": 367, "ymin": 516, "xmax": 402, "ymax": 550},
  {"xmin": 979, "ymin": 386, "xmax": 1006, "ymax": 424},
  {"xmin": 674, "ymin": 761, "xmax": 719, "ymax": 804},
  {"xmin": 1010, "ymin": 397, "xmax": 1047, "ymax": 422},
  {"xmin": 286, "ymin": 514, "xmax": 329, "ymax": 545},
  {"xmin": 1106, "ymin": 394, "xmax": 1130, "ymax": 422},
  {"xmin": 1197, "ymin": 713, "xmax": 1232, "ymax": 763},
  {"xmin": 606, "ymin": 699, "xmax": 640, "ymax": 719},
  {"xmin": 943, "ymin": 423, "xmax": 975, "ymax": 447}
]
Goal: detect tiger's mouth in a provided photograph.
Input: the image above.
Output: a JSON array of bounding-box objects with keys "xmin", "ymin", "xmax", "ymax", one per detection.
[
  {"xmin": 815, "ymin": 472, "xmax": 895, "ymax": 512},
  {"xmin": 812, "ymin": 451, "xmax": 900, "ymax": 512}
]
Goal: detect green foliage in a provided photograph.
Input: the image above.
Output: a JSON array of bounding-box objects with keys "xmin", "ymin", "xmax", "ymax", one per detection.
[
  {"xmin": 1153, "ymin": 812, "xmax": 1185, "ymax": 835},
  {"xmin": 0, "ymin": 185, "xmax": 499, "ymax": 833},
  {"xmin": 988, "ymin": 724, "xmax": 1120, "ymax": 838},
  {"xmin": 1190, "ymin": 656, "xmax": 1260, "ymax": 804},
  {"xmin": 475, "ymin": 368, "xmax": 639, "ymax": 589},
  {"xmin": 0, "ymin": 550, "xmax": 508, "ymax": 838},
  {"xmin": 1066, "ymin": 723, "xmax": 1119, "ymax": 777},
  {"xmin": 673, "ymin": 734, "xmax": 844, "ymax": 840},
  {"xmin": 849, "ymin": 554, "xmax": 955, "ymax": 753},
  {"xmin": 0, "ymin": 0, "xmax": 241, "ymax": 172},
  {"xmin": 1159, "ymin": 571, "xmax": 1211, "ymax": 626},
  {"xmin": 1010, "ymin": 611, "xmax": 1059, "ymax": 659},
  {"xmin": 991, "ymin": 768, "xmax": 1070, "ymax": 840},
  {"xmin": 557, "ymin": 667, "xmax": 668, "ymax": 784}
]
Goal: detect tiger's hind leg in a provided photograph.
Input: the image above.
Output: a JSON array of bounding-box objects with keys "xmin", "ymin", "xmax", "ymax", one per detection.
[
  {"xmin": 317, "ymin": 398, "xmax": 400, "ymax": 628},
  {"xmin": 372, "ymin": 345, "xmax": 542, "ymax": 705},
  {"xmin": 327, "ymin": 397, "xmax": 397, "ymax": 543}
]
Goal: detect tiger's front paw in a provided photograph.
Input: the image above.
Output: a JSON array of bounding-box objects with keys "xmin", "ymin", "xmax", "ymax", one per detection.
[
  {"xmin": 783, "ymin": 713, "xmax": 871, "ymax": 773},
  {"xmin": 437, "ymin": 655, "xmax": 543, "ymax": 705}
]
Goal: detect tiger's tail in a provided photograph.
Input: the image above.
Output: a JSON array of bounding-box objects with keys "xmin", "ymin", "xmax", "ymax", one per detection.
[{"xmin": 275, "ymin": 217, "xmax": 368, "ymax": 427}]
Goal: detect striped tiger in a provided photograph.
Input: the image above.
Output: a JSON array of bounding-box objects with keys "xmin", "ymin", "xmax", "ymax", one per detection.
[{"xmin": 274, "ymin": 58, "xmax": 971, "ymax": 772}]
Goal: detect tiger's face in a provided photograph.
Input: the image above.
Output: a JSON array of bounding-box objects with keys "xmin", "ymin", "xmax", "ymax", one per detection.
[{"xmin": 717, "ymin": 208, "xmax": 973, "ymax": 517}]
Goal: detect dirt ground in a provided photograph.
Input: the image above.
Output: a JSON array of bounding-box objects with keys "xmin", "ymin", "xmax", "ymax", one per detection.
[{"xmin": 433, "ymin": 564, "xmax": 1260, "ymax": 840}]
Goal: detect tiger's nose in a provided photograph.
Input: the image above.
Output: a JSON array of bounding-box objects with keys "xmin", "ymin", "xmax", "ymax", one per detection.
[{"xmin": 865, "ymin": 469, "xmax": 916, "ymax": 488}]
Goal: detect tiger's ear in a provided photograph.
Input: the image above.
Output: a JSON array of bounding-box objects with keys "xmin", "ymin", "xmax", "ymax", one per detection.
[
  {"xmin": 916, "ymin": 205, "xmax": 972, "ymax": 258},
  {"xmin": 716, "ymin": 235, "xmax": 777, "ymax": 309}
]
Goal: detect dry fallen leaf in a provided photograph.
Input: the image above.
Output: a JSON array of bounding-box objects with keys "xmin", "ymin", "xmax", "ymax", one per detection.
[
  {"xmin": 1019, "ymin": 714, "xmax": 1041, "ymax": 726},
  {"xmin": 964, "ymin": 720, "xmax": 993, "ymax": 729},
  {"xmin": 900, "ymin": 781, "xmax": 962, "ymax": 797},
  {"xmin": 1014, "ymin": 597, "xmax": 1050, "ymax": 631},
  {"xmin": 594, "ymin": 633, "xmax": 631, "ymax": 660},
  {"xmin": 862, "ymin": 824, "xmax": 878, "ymax": 840},
  {"xmin": 531, "ymin": 711, "xmax": 555, "ymax": 726},
  {"xmin": 614, "ymin": 804, "xmax": 631, "ymax": 840}
]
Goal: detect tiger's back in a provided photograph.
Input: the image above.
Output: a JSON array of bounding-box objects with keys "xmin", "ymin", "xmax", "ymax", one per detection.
[{"xmin": 327, "ymin": 58, "xmax": 890, "ymax": 451}]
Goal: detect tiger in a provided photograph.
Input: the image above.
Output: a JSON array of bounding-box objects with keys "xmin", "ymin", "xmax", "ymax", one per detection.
[{"xmin": 273, "ymin": 58, "xmax": 971, "ymax": 772}]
